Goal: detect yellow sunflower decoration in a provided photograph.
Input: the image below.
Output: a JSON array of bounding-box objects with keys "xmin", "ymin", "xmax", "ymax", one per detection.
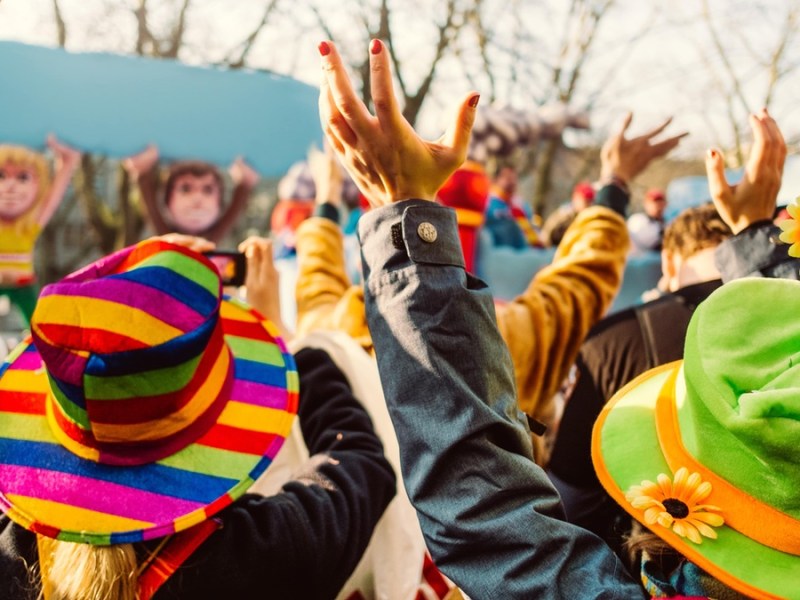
[
  {"xmin": 626, "ymin": 467, "xmax": 725, "ymax": 544},
  {"xmin": 778, "ymin": 197, "xmax": 800, "ymax": 258}
]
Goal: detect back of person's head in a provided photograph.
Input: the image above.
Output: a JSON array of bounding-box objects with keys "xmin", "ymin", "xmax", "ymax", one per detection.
[
  {"xmin": 593, "ymin": 278, "xmax": 800, "ymax": 599},
  {"xmin": 662, "ymin": 202, "xmax": 732, "ymax": 261},
  {"xmin": 436, "ymin": 160, "xmax": 491, "ymax": 212},
  {"xmin": 643, "ymin": 188, "xmax": 667, "ymax": 219},
  {"xmin": 0, "ymin": 239, "xmax": 298, "ymax": 600}
]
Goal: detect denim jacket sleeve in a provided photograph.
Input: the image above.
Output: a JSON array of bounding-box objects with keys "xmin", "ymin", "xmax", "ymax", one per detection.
[{"xmin": 358, "ymin": 200, "xmax": 645, "ymax": 599}]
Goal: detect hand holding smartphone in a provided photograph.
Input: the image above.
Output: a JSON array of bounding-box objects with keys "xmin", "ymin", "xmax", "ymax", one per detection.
[{"xmin": 203, "ymin": 251, "xmax": 247, "ymax": 286}]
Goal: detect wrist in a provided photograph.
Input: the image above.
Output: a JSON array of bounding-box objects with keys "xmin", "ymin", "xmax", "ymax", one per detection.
[{"xmin": 599, "ymin": 173, "xmax": 630, "ymax": 195}]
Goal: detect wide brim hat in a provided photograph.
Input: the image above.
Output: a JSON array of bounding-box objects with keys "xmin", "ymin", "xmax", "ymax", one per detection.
[
  {"xmin": 592, "ymin": 278, "xmax": 800, "ymax": 599},
  {"xmin": 0, "ymin": 240, "xmax": 298, "ymax": 545}
]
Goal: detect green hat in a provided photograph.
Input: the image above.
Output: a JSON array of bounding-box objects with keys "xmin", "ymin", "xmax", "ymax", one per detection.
[{"xmin": 592, "ymin": 278, "xmax": 800, "ymax": 600}]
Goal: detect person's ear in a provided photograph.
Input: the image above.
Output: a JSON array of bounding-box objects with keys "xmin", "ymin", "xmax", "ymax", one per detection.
[{"xmin": 661, "ymin": 249, "xmax": 679, "ymax": 292}]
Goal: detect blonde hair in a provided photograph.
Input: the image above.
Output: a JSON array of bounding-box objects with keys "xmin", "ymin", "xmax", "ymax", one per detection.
[
  {"xmin": 36, "ymin": 535, "xmax": 138, "ymax": 600},
  {"xmin": 0, "ymin": 145, "xmax": 52, "ymax": 232}
]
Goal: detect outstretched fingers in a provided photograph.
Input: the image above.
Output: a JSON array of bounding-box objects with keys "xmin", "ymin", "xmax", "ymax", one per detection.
[
  {"xmin": 319, "ymin": 74, "xmax": 355, "ymax": 152},
  {"xmin": 369, "ymin": 39, "xmax": 404, "ymax": 132},
  {"xmin": 441, "ymin": 93, "xmax": 481, "ymax": 166},
  {"xmin": 746, "ymin": 112, "xmax": 774, "ymax": 181},
  {"xmin": 319, "ymin": 40, "xmax": 374, "ymax": 139},
  {"xmin": 649, "ymin": 131, "xmax": 689, "ymax": 159},
  {"xmin": 705, "ymin": 148, "xmax": 729, "ymax": 201},
  {"xmin": 617, "ymin": 112, "xmax": 633, "ymax": 138},
  {"xmin": 641, "ymin": 116, "xmax": 674, "ymax": 141}
]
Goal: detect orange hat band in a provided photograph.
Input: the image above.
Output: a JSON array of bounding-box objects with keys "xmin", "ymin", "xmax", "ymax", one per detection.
[{"xmin": 655, "ymin": 369, "xmax": 800, "ymax": 555}]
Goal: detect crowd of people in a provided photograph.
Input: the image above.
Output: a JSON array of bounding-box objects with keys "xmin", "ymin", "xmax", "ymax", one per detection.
[{"xmin": 0, "ymin": 36, "xmax": 798, "ymax": 600}]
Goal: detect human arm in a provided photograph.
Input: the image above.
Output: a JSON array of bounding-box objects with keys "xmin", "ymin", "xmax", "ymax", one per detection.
[
  {"xmin": 169, "ymin": 348, "xmax": 396, "ymax": 598},
  {"xmin": 124, "ymin": 145, "xmax": 172, "ymax": 235},
  {"xmin": 359, "ymin": 201, "xmax": 643, "ymax": 598},
  {"xmin": 238, "ymin": 236, "xmax": 292, "ymax": 341},
  {"xmin": 293, "ymin": 140, "xmax": 372, "ymax": 351},
  {"xmin": 497, "ymin": 113, "xmax": 687, "ymax": 431},
  {"xmin": 37, "ymin": 135, "xmax": 81, "ymax": 227},
  {"xmin": 321, "ymin": 39, "xmax": 644, "ymax": 598},
  {"xmin": 203, "ymin": 158, "xmax": 259, "ymax": 243},
  {"xmin": 294, "ymin": 217, "xmax": 374, "ymax": 353},
  {"xmin": 708, "ymin": 109, "xmax": 798, "ymax": 281}
]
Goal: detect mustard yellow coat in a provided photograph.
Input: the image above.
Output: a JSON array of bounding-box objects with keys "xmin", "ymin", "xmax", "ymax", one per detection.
[{"xmin": 295, "ymin": 206, "xmax": 629, "ymax": 452}]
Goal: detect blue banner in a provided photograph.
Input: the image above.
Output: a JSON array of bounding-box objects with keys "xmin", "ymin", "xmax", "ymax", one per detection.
[{"xmin": 0, "ymin": 41, "xmax": 322, "ymax": 176}]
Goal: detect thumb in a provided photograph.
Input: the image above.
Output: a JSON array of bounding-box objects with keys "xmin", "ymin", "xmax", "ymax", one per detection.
[
  {"xmin": 443, "ymin": 93, "xmax": 480, "ymax": 164},
  {"xmin": 704, "ymin": 148, "xmax": 728, "ymax": 200}
]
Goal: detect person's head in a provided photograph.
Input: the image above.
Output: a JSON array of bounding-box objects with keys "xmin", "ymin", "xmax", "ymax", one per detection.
[
  {"xmin": 491, "ymin": 165, "xmax": 518, "ymax": 202},
  {"xmin": 593, "ymin": 278, "xmax": 800, "ymax": 599},
  {"xmin": 0, "ymin": 145, "xmax": 50, "ymax": 224},
  {"xmin": 0, "ymin": 239, "xmax": 297, "ymax": 599},
  {"xmin": 164, "ymin": 162, "xmax": 225, "ymax": 234},
  {"xmin": 660, "ymin": 203, "xmax": 732, "ymax": 292},
  {"xmin": 571, "ymin": 181, "xmax": 595, "ymax": 211},
  {"xmin": 643, "ymin": 188, "xmax": 667, "ymax": 220}
]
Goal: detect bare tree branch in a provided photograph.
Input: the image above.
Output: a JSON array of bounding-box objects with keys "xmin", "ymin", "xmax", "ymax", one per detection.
[
  {"xmin": 701, "ymin": 0, "xmax": 752, "ymax": 115},
  {"xmin": 133, "ymin": 0, "xmax": 154, "ymax": 56},
  {"xmin": 763, "ymin": 6, "xmax": 798, "ymax": 107},
  {"xmin": 52, "ymin": 0, "xmax": 67, "ymax": 48},
  {"xmin": 163, "ymin": 0, "xmax": 193, "ymax": 59},
  {"xmin": 226, "ymin": 0, "xmax": 281, "ymax": 69}
]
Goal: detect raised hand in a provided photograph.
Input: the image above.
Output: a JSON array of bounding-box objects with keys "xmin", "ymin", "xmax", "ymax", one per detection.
[
  {"xmin": 308, "ymin": 144, "xmax": 344, "ymax": 207},
  {"xmin": 123, "ymin": 144, "xmax": 160, "ymax": 178},
  {"xmin": 600, "ymin": 113, "xmax": 687, "ymax": 185},
  {"xmin": 318, "ymin": 39, "xmax": 479, "ymax": 207},
  {"xmin": 229, "ymin": 157, "xmax": 260, "ymax": 189},
  {"xmin": 238, "ymin": 237, "xmax": 290, "ymax": 340},
  {"xmin": 705, "ymin": 108, "xmax": 786, "ymax": 234},
  {"xmin": 47, "ymin": 134, "xmax": 81, "ymax": 173}
]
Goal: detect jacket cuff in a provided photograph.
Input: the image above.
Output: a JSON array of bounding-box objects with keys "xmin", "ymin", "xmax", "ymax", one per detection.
[
  {"xmin": 357, "ymin": 200, "xmax": 465, "ymax": 282},
  {"xmin": 594, "ymin": 184, "xmax": 629, "ymax": 217},
  {"xmin": 314, "ymin": 202, "xmax": 341, "ymax": 223}
]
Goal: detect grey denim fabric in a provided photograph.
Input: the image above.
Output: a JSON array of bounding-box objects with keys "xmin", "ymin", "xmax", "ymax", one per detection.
[
  {"xmin": 715, "ymin": 221, "xmax": 800, "ymax": 282},
  {"xmin": 359, "ymin": 200, "xmax": 646, "ymax": 599}
]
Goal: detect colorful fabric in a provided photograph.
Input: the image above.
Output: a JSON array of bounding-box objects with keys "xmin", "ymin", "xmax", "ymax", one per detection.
[
  {"xmin": 0, "ymin": 239, "xmax": 298, "ymax": 545},
  {"xmin": 593, "ymin": 278, "xmax": 800, "ymax": 599},
  {"xmin": 436, "ymin": 161, "xmax": 490, "ymax": 273},
  {"xmin": 0, "ymin": 222, "xmax": 41, "ymax": 281}
]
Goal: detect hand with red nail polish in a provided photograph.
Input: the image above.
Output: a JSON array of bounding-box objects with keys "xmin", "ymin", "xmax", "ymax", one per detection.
[
  {"xmin": 704, "ymin": 111, "xmax": 787, "ymax": 233},
  {"xmin": 317, "ymin": 39, "xmax": 480, "ymax": 206}
]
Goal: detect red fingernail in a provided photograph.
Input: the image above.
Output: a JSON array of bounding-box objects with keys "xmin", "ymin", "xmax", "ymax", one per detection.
[
  {"xmin": 708, "ymin": 149, "xmax": 717, "ymax": 158},
  {"xmin": 469, "ymin": 94, "xmax": 481, "ymax": 108},
  {"xmin": 371, "ymin": 39, "xmax": 382, "ymax": 55},
  {"xmin": 318, "ymin": 41, "xmax": 331, "ymax": 56}
]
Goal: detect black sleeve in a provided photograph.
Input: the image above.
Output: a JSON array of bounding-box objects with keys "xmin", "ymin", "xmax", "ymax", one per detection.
[
  {"xmin": 594, "ymin": 184, "xmax": 629, "ymax": 217},
  {"xmin": 161, "ymin": 348, "xmax": 396, "ymax": 600}
]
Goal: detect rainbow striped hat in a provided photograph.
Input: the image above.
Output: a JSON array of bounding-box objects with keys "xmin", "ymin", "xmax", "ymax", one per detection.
[{"xmin": 0, "ymin": 240, "xmax": 298, "ymax": 545}]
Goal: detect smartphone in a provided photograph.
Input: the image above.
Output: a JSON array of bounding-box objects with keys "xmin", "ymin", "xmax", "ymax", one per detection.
[{"xmin": 203, "ymin": 251, "xmax": 247, "ymax": 287}]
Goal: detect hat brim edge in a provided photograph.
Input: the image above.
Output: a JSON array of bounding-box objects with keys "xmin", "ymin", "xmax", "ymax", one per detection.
[{"xmin": 592, "ymin": 362, "xmax": 794, "ymax": 600}]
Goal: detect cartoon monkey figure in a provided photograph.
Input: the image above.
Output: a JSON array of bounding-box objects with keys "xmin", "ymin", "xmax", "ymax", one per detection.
[
  {"xmin": 0, "ymin": 137, "xmax": 80, "ymax": 325},
  {"xmin": 125, "ymin": 145, "xmax": 259, "ymax": 244}
]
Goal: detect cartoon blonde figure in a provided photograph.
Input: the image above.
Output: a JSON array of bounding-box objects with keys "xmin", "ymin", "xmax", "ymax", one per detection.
[{"xmin": 0, "ymin": 136, "xmax": 80, "ymax": 324}]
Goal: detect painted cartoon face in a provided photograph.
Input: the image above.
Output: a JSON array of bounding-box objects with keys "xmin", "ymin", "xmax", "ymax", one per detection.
[
  {"xmin": 167, "ymin": 174, "xmax": 221, "ymax": 233},
  {"xmin": 0, "ymin": 162, "xmax": 40, "ymax": 221}
]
